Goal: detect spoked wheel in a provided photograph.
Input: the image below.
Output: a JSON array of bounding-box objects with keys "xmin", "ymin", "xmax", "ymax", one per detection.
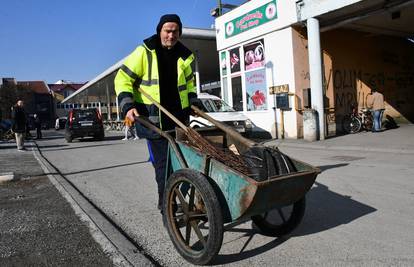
[
  {"xmin": 251, "ymin": 197, "xmax": 306, "ymax": 237},
  {"xmin": 163, "ymin": 169, "xmax": 223, "ymax": 265},
  {"xmin": 342, "ymin": 115, "xmax": 362, "ymax": 134}
]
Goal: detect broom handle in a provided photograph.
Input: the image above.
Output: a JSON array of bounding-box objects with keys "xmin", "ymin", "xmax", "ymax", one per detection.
[{"xmin": 137, "ymin": 87, "xmax": 188, "ymax": 132}]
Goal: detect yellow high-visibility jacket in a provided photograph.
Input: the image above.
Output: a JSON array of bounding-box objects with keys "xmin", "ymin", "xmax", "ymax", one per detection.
[{"xmin": 114, "ymin": 35, "xmax": 196, "ymax": 129}]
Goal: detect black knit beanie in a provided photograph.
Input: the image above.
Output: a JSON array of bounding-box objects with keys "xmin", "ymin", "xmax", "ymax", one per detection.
[{"xmin": 156, "ymin": 14, "xmax": 182, "ymax": 36}]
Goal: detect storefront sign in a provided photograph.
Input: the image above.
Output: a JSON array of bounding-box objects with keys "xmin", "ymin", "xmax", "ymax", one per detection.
[
  {"xmin": 225, "ymin": 0, "xmax": 277, "ymax": 38},
  {"xmin": 246, "ymin": 69, "xmax": 267, "ymax": 111},
  {"xmin": 269, "ymin": 84, "xmax": 289, "ymax": 94}
]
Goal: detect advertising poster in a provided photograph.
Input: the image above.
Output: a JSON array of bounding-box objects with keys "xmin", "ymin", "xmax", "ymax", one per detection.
[
  {"xmin": 229, "ymin": 47, "xmax": 241, "ymax": 73},
  {"xmin": 245, "ymin": 69, "xmax": 267, "ymax": 111},
  {"xmin": 244, "ymin": 39, "xmax": 265, "ymax": 71}
]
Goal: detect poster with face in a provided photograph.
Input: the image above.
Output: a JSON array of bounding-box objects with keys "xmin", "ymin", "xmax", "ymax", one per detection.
[
  {"xmin": 229, "ymin": 47, "xmax": 241, "ymax": 73},
  {"xmin": 244, "ymin": 39, "xmax": 265, "ymax": 71},
  {"xmin": 220, "ymin": 51, "xmax": 227, "ymax": 76},
  {"xmin": 245, "ymin": 69, "xmax": 267, "ymax": 111}
]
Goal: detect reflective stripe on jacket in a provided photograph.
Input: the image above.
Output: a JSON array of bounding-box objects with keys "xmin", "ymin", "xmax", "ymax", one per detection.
[{"xmin": 114, "ymin": 35, "xmax": 196, "ymax": 125}]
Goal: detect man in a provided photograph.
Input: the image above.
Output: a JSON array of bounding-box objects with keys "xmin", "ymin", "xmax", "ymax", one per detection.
[
  {"xmin": 11, "ymin": 100, "xmax": 27, "ymax": 151},
  {"xmin": 114, "ymin": 14, "xmax": 198, "ymax": 211},
  {"xmin": 34, "ymin": 114, "xmax": 42, "ymax": 139},
  {"xmin": 367, "ymin": 88, "xmax": 385, "ymax": 132}
]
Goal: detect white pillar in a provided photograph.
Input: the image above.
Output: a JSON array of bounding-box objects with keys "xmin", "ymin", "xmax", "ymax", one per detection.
[
  {"xmin": 194, "ymin": 50, "xmax": 201, "ymax": 94},
  {"xmin": 307, "ymin": 17, "xmax": 325, "ymax": 140}
]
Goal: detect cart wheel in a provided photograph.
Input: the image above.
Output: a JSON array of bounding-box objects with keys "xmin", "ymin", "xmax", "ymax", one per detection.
[
  {"xmin": 163, "ymin": 169, "xmax": 223, "ymax": 265},
  {"xmin": 251, "ymin": 197, "xmax": 306, "ymax": 237}
]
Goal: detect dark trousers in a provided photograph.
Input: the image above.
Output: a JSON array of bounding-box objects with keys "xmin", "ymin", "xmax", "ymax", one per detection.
[
  {"xmin": 147, "ymin": 138, "xmax": 168, "ymax": 207},
  {"xmin": 36, "ymin": 127, "xmax": 42, "ymax": 139}
]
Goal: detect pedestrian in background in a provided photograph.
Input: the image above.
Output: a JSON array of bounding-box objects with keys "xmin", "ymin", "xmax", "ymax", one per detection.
[
  {"xmin": 122, "ymin": 116, "xmax": 138, "ymax": 140},
  {"xmin": 11, "ymin": 100, "xmax": 27, "ymax": 151},
  {"xmin": 367, "ymin": 88, "xmax": 385, "ymax": 132},
  {"xmin": 34, "ymin": 114, "xmax": 42, "ymax": 139},
  {"xmin": 114, "ymin": 14, "xmax": 199, "ymax": 211}
]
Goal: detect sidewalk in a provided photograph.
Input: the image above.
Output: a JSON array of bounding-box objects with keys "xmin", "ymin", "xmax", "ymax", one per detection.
[
  {"xmin": 263, "ymin": 124, "xmax": 414, "ymax": 154},
  {"xmin": 0, "ymin": 140, "xmax": 115, "ymax": 266}
]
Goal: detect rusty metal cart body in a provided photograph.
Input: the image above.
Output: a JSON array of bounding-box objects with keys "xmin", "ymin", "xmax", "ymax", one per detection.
[
  {"xmin": 138, "ymin": 113, "xmax": 319, "ymax": 265},
  {"xmin": 133, "ymin": 90, "xmax": 319, "ymax": 265}
]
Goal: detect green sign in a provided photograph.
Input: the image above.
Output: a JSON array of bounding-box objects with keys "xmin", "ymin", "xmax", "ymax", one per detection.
[{"xmin": 225, "ymin": 0, "xmax": 277, "ymax": 38}]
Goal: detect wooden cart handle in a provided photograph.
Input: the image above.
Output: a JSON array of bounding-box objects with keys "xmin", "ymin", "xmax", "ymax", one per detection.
[{"xmin": 137, "ymin": 87, "xmax": 188, "ymax": 132}]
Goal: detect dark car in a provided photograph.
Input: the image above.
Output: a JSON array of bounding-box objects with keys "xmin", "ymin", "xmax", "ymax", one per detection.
[{"xmin": 65, "ymin": 108, "xmax": 104, "ymax": 143}]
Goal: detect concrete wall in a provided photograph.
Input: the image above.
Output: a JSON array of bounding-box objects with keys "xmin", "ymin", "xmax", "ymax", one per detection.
[{"xmin": 321, "ymin": 29, "xmax": 414, "ymax": 125}]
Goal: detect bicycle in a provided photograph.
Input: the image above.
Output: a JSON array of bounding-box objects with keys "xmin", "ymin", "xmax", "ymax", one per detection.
[
  {"xmin": 0, "ymin": 128, "xmax": 15, "ymax": 140},
  {"xmin": 342, "ymin": 106, "xmax": 373, "ymax": 134}
]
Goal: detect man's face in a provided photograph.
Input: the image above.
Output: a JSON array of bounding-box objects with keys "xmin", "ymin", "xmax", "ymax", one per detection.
[
  {"xmin": 160, "ymin": 22, "xmax": 180, "ymax": 49},
  {"xmin": 17, "ymin": 100, "xmax": 23, "ymax": 107}
]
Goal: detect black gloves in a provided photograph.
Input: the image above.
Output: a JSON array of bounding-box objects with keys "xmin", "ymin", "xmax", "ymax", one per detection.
[{"xmin": 188, "ymin": 93, "xmax": 203, "ymax": 110}]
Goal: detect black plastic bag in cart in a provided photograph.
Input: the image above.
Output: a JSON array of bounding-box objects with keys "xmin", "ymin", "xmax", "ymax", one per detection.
[{"xmin": 242, "ymin": 146, "xmax": 297, "ymax": 182}]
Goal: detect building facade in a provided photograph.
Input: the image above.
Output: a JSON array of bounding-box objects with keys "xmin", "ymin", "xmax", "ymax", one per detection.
[{"xmin": 215, "ymin": 0, "xmax": 414, "ymax": 139}]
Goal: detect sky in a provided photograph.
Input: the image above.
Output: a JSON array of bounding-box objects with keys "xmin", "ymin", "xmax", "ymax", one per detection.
[{"xmin": 0, "ymin": 0, "xmax": 244, "ymax": 84}]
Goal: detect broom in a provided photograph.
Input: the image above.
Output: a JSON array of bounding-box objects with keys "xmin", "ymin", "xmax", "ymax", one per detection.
[{"xmin": 136, "ymin": 88, "xmax": 250, "ymax": 174}]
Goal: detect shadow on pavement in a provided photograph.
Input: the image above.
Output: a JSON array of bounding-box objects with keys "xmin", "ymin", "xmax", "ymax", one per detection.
[
  {"xmin": 294, "ymin": 181, "xmax": 377, "ymax": 236},
  {"xmin": 40, "ymin": 143, "xmax": 119, "ymax": 151},
  {"xmin": 213, "ymin": 180, "xmax": 376, "ymax": 265},
  {"xmin": 318, "ymin": 163, "xmax": 349, "ymax": 172},
  {"xmin": 62, "ymin": 160, "xmax": 149, "ymax": 176}
]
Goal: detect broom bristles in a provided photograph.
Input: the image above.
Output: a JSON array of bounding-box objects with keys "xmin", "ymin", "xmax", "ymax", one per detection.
[{"xmin": 185, "ymin": 128, "xmax": 250, "ymax": 175}]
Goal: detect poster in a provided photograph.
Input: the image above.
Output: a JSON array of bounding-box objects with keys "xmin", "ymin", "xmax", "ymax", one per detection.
[
  {"xmin": 245, "ymin": 69, "xmax": 267, "ymax": 111},
  {"xmin": 220, "ymin": 51, "xmax": 227, "ymax": 76},
  {"xmin": 229, "ymin": 47, "xmax": 240, "ymax": 73},
  {"xmin": 244, "ymin": 39, "xmax": 265, "ymax": 71}
]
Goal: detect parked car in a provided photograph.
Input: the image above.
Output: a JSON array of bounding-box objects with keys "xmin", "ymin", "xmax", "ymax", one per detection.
[
  {"xmin": 189, "ymin": 93, "xmax": 253, "ymax": 135},
  {"xmin": 55, "ymin": 117, "xmax": 67, "ymax": 130},
  {"xmin": 65, "ymin": 108, "xmax": 104, "ymax": 142}
]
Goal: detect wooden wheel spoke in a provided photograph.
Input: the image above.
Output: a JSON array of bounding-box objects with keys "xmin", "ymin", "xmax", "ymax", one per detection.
[
  {"xmin": 174, "ymin": 188, "xmax": 189, "ymax": 213},
  {"xmin": 188, "ymin": 185, "xmax": 196, "ymax": 211},
  {"xmin": 185, "ymin": 223, "xmax": 191, "ymax": 245},
  {"xmin": 189, "ymin": 213, "xmax": 207, "ymax": 219},
  {"xmin": 190, "ymin": 221, "xmax": 207, "ymax": 247}
]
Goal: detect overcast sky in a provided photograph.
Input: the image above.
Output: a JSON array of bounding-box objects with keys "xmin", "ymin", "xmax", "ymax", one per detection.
[{"xmin": 0, "ymin": 0, "xmax": 244, "ymax": 84}]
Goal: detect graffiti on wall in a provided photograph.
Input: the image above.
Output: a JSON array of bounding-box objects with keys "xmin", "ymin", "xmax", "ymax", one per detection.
[{"xmin": 333, "ymin": 69, "xmax": 414, "ymax": 109}]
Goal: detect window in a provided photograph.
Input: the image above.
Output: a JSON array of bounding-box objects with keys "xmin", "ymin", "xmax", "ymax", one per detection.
[{"xmin": 231, "ymin": 76, "xmax": 243, "ymax": 111}]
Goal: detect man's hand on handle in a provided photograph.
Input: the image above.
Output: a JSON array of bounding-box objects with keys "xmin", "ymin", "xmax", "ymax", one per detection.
[{"xmin": 126, "ymin": 108, "xmax": 139, "ymax": 122}]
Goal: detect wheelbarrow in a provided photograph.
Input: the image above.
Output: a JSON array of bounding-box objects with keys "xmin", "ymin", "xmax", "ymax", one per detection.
[{"xmin": 134, "ymin": 89, "xmax": 320, "ymax": 265}]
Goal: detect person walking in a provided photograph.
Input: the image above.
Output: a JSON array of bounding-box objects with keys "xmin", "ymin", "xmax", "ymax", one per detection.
[
  {"xmin": 114, "ymin": 14, "xmax": 199, "ymax": 211},
  {"xmin": 122, "ymin": 116, "xmax": 138, "ymax": 140},
  {"xmin": 11, "ymin": 100, "xmax": 27, "ymax": 151},
  {"xmin": 34, "ymin": 114, "xmax": 42, "ymax": 139},
  {"xmin": 367, "ymin": 88, "xmax": 385, "ymax": 132}
]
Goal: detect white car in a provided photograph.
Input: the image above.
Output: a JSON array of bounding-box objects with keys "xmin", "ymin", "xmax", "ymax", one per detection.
[
  {"xmin": 55, "ymin": 117, "xmax": 67, "ymax": 130},
  {"xmin": 189, "ymin": 93, "xmax": 253, "ymax": 135}
]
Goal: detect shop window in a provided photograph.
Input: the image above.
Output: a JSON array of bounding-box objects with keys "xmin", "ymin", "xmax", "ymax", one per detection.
[
  {"xmin": 231, "ymin": 76, "xmax": 243, "ymax": 111},
  {"xmin": 229, "ymin": 47, "xmax": 241, "ymax": 73},
  {"xmin": 245, "ymin": 69, "xmax": 267, "ymax": 111},
  {"xmin": 243, "ymin": 39, "xmax": 265, "ymax": 71}
]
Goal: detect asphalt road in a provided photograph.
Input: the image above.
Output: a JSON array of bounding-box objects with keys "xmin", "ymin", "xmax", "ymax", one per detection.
[{"xmin": 35, "ymin": 129, "xmax": 414, "ymax": 266}]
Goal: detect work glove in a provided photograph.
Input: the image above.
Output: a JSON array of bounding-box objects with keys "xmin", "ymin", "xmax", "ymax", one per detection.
[{"xmin": 189, "ymin": 97, "xmax": 203, "ymax": 110}]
